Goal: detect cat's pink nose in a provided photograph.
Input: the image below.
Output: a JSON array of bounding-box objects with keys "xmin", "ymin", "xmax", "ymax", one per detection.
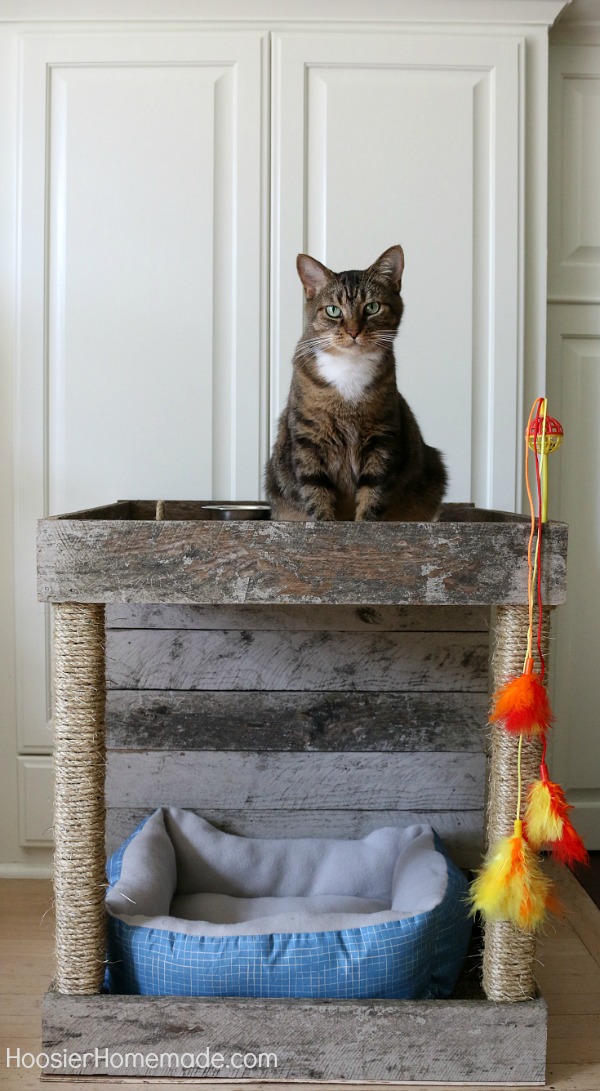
[{"xmin": 349, "ymin": 330, "xmax": 360, "ymax": 340}]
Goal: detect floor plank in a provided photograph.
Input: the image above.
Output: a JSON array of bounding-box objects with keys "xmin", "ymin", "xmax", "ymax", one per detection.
[{"xmin": 0, "ymin": 878, "xmax": 599, "ymax": 1089}]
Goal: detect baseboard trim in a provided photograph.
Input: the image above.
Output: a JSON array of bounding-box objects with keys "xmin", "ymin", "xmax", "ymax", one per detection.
[
  {"xmin": 0, "ymin": 863, "xmax": 53, "ymax": 878},
  {"xmin": 571, "ymin": 798, "xmax": 600, "ymax": 850}
]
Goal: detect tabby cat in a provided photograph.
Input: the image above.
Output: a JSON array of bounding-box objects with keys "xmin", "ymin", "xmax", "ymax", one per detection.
[{"xmin": 265, "ymin": 245, "xmax": 447, "ymax": 521}]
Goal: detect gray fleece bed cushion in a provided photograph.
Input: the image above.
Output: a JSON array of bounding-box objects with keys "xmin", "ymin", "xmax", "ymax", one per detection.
[{"xmin": 105, "ymin": 808, "xmax": 472, "ymax": 998}]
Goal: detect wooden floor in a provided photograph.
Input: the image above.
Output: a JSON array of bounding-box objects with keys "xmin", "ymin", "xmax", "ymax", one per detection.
[
  {"xmin": 1, "ymin": 866, "xmax": 599, "ymax": 1091},
  {"xmin": 575, "ymin": 852, "xmax": 600, "ymax": 911}
]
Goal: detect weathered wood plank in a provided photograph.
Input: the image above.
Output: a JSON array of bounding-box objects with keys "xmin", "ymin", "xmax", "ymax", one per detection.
[
  {"xmin": 106, "ymin": 629, "xmax": 489, "ymax": 692},
  {"xmin": 37, "ymin": 517, "xmax": 568, "ymax": 606},
  {"xmin": 105, "ymin": 807, "xmax": 485, "ymax": 867},
  {"xmin": 105, "ymin": 603, "xmax": 490, "ymax": 631},
  {"xmin": 41, "ymin": 989, "xmax": 547, "ymax": 1083},
  {"xmin": 50, "ymin": 500, "xmax": 132, "ymax": 521},
  {"xmin": 50, "ymin": 500, "xmax": 521, "ymax": 523},
  {"xmin": 106, "ymin": 690, "xmax": 488, "ymax": 752},
  {"xmin": 106, "ymin": 751, "xmax": 485, "ymax": 811}
]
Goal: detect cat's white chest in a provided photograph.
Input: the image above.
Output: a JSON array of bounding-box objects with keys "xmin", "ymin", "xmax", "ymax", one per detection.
[{"xmin": 314, "ymin": 350, "xmax": 381, "ymax": 402}]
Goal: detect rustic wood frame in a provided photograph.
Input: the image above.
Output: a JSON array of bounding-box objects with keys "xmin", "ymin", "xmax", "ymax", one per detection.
[{"xmin": 37, "ymin": 502, "xmax": 567, "ymax": 1084}]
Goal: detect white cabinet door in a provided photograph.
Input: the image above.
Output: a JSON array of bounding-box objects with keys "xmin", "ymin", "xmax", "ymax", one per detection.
[
  {"xmin": 547, "ymin": 29, "xmax": 600, "ymax": 847},
  {"xmin": 547, "ymin": 305, "xmax": 600, "ymax": 846},
  {"xmin": 271, "ymin": 31, "xmax": 522, "ymax": 510},
  {"xmin": 15, "ymin": 29, "xmax": 267, "ymax": 750}
]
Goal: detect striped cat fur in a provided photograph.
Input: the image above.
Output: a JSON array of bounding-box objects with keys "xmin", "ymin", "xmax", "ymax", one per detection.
[{"xmin": 266, "ymin": 245, "xmax": 447, "ymax": 521}]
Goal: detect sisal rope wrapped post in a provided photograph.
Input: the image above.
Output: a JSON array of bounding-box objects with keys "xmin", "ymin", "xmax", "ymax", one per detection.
[
  {"xmin": 53, "ymin": 602, "xmax": 106, "ymax": 994},
  {"xmin": 482, "ymin": 604, "xmax": 552, "ymax": 1001}
]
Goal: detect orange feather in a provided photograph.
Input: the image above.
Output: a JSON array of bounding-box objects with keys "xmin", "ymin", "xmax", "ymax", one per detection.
[{"xmin": 489, "ymin": 672, "xmax": 552, "ymax": 736}]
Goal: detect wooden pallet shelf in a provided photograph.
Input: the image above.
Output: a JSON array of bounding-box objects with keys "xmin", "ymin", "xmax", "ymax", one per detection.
[
  {"xmin": 36, "ymin": 502, "xmax": 568, "ymax": 1084},
  {"xmin": 37, "ymin": 501, "xmax": 567, "ymax": 606}
]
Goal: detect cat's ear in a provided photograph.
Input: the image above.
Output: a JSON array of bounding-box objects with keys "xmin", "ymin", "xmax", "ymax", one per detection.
[
  {"xmin": 297, "ymin": 254, "xmax": 333, "ymax": 300},
  {"xmin": 369, "ymin": 245, "xmax": 404, "ymax": 292}
]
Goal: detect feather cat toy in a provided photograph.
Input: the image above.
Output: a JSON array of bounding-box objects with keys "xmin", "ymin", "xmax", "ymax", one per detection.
[{"xmin": 470, "ymin": 398, "xmax": 587, "ymax": 931}]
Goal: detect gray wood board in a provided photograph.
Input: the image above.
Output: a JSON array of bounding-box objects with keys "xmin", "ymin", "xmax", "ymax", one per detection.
[
  {"xmin": 106, "ymin": 807, "xmax": 484, "ymax": 867},
  {"xmin": 124, "ymin": 499, "xmax": 523, "ymax": 522},
  {"xmin": 44, "ymin": 500, "xmax": 132, "ymax": 521},
  {"xmin": 41, "ymin": 990, "xmax": 547, "ymax": 1083},
  {"xmin": 106, "ymin": 690, "xmax": 488, "ymax": 752},
  {"xmin": 37, "ymin": 518, "xmax": 568, "ymax": 605},
  {"xmin": 106, "ymin": 751, "xmax": 485, "ymax": 811},
  {"xmin": 105, "ymin": 603, "xmax": 490, "ymax": 631},
  {"xmin": 43, "ymin": 499, "xmax": 521, "ymax": 522},
  {"xmin": 106, "ymin": 629, "xmax": 489, "ymax": 692}
]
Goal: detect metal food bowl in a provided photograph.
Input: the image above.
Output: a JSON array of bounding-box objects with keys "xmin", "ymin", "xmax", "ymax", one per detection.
[{"xmin": 201, "ymin": 503, "xmax": 271, "ymax": 521}]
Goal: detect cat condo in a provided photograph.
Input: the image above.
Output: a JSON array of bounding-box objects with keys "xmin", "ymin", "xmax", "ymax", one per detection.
[{"xmin": 37, "ymin": 499, "xmax": 568, "ymax": 1083}]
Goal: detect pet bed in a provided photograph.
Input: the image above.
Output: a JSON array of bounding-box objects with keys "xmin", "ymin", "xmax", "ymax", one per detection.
[{"xmin": 105, "ymin": 808, "xmax": 472, "ymax": 999}]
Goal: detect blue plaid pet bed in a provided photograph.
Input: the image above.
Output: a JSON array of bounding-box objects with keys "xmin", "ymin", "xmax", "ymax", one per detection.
[{"xmin": 105, "ymin": 808, "xmax": 471, "ymax": 999}]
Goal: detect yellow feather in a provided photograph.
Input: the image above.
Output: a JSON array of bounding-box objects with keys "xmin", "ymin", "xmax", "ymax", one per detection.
[
  {"xmin": 469, "ymin": 837, "xmax": 514, "ymax": 915},
  {"xmin": 525, "ymin": 780, "xmax": 564, "ymax": 847},
  {"xmin": 470, "ymin": 830, "xmax": 551, "ymax": 930}
]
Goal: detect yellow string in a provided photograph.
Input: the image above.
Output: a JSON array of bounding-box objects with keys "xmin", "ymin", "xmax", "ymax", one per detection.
[
  {"xmin": 529, "ymin": 400, "xmax": 548, "ymax": 660},
  {"xmin": 524, "ymin": 399, "xmax": 543, "ymax": 670},
  {"xmin": 516, "ymin": 733, "xmax": 524, "ymax": 822},
  {"xmin": 517, "ymin": 397, "xmax": 548, "ymax": 825},
  {"xmin": 540, "ymin": 400, "xmax": 549, "ymax": 524}
]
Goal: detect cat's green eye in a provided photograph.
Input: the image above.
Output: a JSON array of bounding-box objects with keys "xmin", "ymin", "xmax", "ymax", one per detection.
[
  {"xmin": 365, "ymin": 301, "xmax": 380, "ymax": 315},
  {"xmin": 325, "ymin": 305, "xmax": 342, "ymax": 318}
]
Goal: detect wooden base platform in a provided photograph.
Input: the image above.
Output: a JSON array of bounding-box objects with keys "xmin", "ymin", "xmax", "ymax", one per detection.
[{"xmin": 41, "ymin": 983, "xmax": 547, "ymax": 1085}]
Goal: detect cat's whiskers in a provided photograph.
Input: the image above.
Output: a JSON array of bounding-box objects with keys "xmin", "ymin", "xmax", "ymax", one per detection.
[
  {"xmin": 295, "ymin": 335, "xmax": 336, "ymax": 360},
  {"xmin": 298, "ymin": 333, "xmax": 333, "ymax": 345}
]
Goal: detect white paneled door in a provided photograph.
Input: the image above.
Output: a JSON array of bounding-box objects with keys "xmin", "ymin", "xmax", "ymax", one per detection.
[
  {"xmin": 547, "ymin": 307, "xmax": 600, "ymax": 845},
  {"xmin": 15, "ymin": 30, "xmax": 266, "ymax": 753},
  {"xmin": 270, "ymin": 32, "xmax": 523, "ymax": 511}
]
